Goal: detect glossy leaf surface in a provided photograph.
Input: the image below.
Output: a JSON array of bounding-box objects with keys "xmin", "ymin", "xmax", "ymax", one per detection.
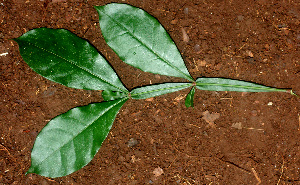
[
  {"xmin": 196, "ymin": 78, "xmax": 287, "ymax": 92},
  {"xmin": 130, "ymin": 83, "xmax": 192, "ymax": 99},
  {"xmin": 102, "ymin": 90, "xmax": 128, "ymax": 101},
  {"xmin": 95, "ymin": 4, "xmax": 193, "ymax": 81},
  {"xmin": 185, "ymin": 86, "xmax": 195, "ymax": 108},
  {"xmin": 15, "ymin": 28, "xmax": 127, "ymax": 92},
  {"xmin": 26, "ymin": 98, "xmax": 128, "ymax": 178}
]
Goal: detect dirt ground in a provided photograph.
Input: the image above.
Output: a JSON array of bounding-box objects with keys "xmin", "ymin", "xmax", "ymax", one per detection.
[{"xmin": 1, "ymin": 0, "xmax": 300, "ymax": 184}]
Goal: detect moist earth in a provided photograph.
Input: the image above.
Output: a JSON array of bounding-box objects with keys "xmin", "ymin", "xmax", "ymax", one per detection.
[{"xmin": 1, "ymin": 0, "xmax": 300, "ymax": 184}]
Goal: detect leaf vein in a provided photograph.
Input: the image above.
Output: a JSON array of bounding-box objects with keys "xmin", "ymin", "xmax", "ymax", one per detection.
[{"xmin": 23, "ymin": 40, "xmax": 126, "ymax": 92}]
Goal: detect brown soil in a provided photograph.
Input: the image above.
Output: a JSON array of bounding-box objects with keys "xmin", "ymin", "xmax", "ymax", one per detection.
[{"xmin": 1, "ymin": 0, "xmax": 300, "ymax": 184}]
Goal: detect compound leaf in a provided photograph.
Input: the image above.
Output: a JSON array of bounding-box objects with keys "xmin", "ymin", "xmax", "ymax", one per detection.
[
  {"xmin": 95, "ymin": 4, "xmax": 193, "ymax": 81},
  {"xmin": 15, "ymin": 28, "xmax": 127, "ymax": 92},
  {"xmin": 26, "ymin": 98, "xmax": 128, "ymax": 178},
  {"xmin": 196, "ymin": 78, "xmax": 287, "ymax": 92},
  {"xmin": 130, "ymin": 83, "xmax": 192, "ymax": 99}
]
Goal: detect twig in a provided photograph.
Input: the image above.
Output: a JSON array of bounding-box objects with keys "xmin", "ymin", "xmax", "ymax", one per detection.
[
  {"xmin": 188, "ymin": 123, "xmax": 201, "ymax": 129},
  {"xmin": 167, "ymin": 156, "xmax": 178, "ymax": 169},
  {"xmin": 276, "ymin": 160, "xmax": 285, "ymax": 185},
  {"xmin": 251, "ymin": 168, "xmax": 261, "ymax": 185},
  {"xmin": 238, "ymin": 38, "xmax": 249, "ymax": 51},
  {"xmin": 174, "ymin": 174, "xmax": 195, "ymax": 185},
  {"xmin": 217, "ymin": 158, "xmax": 251, "ymax": 174},
  {"xmin": 0, "ymin": 144, "xmax": 16, "ymax": 162}
]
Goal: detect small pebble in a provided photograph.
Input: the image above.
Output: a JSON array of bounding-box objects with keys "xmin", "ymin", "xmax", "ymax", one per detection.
[
  {"xmin": 246, "ymin": 50, "xmax": 254, "ymax": 58},
  {"xmin": 127, "ymin": 138, "xmax": 139, "ymax": 147},
  {"xmin": 251, "ymin": 110, "xmax": 258, "ymax": 116},
  {"xmin": 194, "ymin": 44, "xmax": 201, "ymax": 52},
  {"xmin": 184, "ymin": 7, "xmax": 189, "ymax": 15}
]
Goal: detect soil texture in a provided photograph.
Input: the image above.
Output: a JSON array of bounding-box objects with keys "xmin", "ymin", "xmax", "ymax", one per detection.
[{"xmin": 1, "ymin": 0, "xmax": 300, "ymax": 184}]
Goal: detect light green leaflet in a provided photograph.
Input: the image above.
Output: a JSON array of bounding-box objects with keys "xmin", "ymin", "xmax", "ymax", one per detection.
[
  {"xmin": 95, "ymin": 4, "xmax": 194, "ymax": 81},
  {"xmin": 130, "ymin": 83, "xmax": 193, "ymax": 99},
  {"xmin": 195, "ymin": 78, "xmax": 288, "ymax": 92}
]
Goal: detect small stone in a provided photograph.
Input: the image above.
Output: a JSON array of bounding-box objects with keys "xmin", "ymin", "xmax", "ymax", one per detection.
[
  {"xmin": 194, "ymin": 44, "xmax": 201, "ymax": 52},
  {"xmin": 127, "ymin": 138, "xmax": 139, "ymax": 147},
  {"xmin": 267, "ymin": 102, "xmax": 273, "ymax": 106},
  {"xmin": 170, "ymin": 19, "xmax": 178, "ymax": 24},
  {"xmin": 153, "ymin": 167, "xmax": 164, "ymax": 177},
  {"xmin": 251, "ymin": 110, "xmax": 258, "ymax": 116},
  {"xmin": 232, "ymin": 122, "xmax": 243, "ymax": 130},
  {"xmin": 184, "ymin": 7, "xmax": 189, "ymax": 15},
  {"xmin": 246, "ymin": 50, "xmax": 254, "ymax": 58}
]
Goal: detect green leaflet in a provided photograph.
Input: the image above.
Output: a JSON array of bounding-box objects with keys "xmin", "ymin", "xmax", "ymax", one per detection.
[
  {"xmin": 130, "ymin": 83, "xmax": 192, "ymax": 99},
  {"xmin": 26, "ymin": 98, "xmax": 128, "ymax": 178},
  {"xmin": 196, "ymin": 78, "xmax": 287, "ymax": 92},
  {"xmin": 185, "ymin": 86, "xmax": 195, "ymax": 108},
  {"xmin": 95, "ymin": 4, "xmax": 194, "ymax": 81},
  {"xmin": 15, "ymin": 28, "xmax": 128, "ymax": 92}
]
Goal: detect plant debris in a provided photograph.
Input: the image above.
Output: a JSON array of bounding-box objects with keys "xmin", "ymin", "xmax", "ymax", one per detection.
[
  {"xmin": 202, "ymin": 111, "xmax": 220, "ymax": 128},
  {"xmin": 153, "ymin": 167, "xmax": 164, "ymax": 177}
]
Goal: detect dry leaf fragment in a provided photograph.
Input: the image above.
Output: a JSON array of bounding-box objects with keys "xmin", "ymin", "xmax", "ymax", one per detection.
[
  {"xmin": 231, "ymin": 122, "xmax": 243, "ymax": 130},
  {"xmin": 246, "ymin": 50, "xmax": 254, "ymax": 58},
  {"xmin": 127, "ymin": 138, "xmax": 139, "ymax": 147},
  {"xmin": 202, "ymin": 111, "xmax": 220, "ymax": 128},
  {"xmin": 181, "ymin": 28, "xmax": 189, "ymax": 43},
  {"xmin": 170, "ymin": 19, "xmax": 178, "ymax": 24},
  {"xmin": 153, "ymin": 167, "xmax": 164, "ymax": 177},
  {"xmin": 174, "ymin": 94, "xmax": 185, "ymax": 101},
  {"xmin": 145, "ymin": 97, "xmax": 154, "ymax": 101},
  {"xmin": 198, "ymin": 60, "xmax": 207, "ymax": 67}
]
